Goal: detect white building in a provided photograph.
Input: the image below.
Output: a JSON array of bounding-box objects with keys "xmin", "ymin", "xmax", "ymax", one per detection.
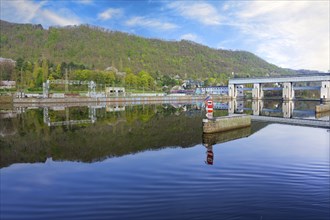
[
  {"xmin": 105, "ymin": 87, "xmax": 125, "ymax": 97},
  {"xmin": 197, "ymin": 86, "xmax": 228, "ymax": 95}
]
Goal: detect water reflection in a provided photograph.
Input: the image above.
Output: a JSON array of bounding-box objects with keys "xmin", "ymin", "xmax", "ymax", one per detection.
[
  {"xmin": 202, "ymin": 126, "xmax": 258, "ymax": 165},
  {"xmin": 1, "ymin": 100, "xmax": 329, "ymax": 220},
  {"xmin": 225, "ymin": 99, "xmax": 329, "ymax": 120},
  {"xmin": 204, "ymin": 145, "xmax": 214, "ymax": 165},
  {"xmin": 0, "ymin": 103, "xmax": 204, "ymax": 168},
  {"xmin": 1, "ymin": 99, "xmax": 328, "ymax": 123},
  {"xmin": 1, "ymin": 100, "xmax": 329, "ymax": 168},
  {"xmin": 43, "ymin": 106, "xmax": 97, "ymax": 126}
]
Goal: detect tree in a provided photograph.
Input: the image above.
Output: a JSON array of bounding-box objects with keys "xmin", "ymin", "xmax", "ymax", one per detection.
[
  {"xmin": 31, "ymin": 61, "xmax": 43, "ymax": 88},
  {"xmin": 137, "ymin": 71, "xmax": 154, "ymax": 90},
  {"xmin": 125, "ymin": 72, "xmax": 138, "ymax": 89},
  {"xmin": 103, "ymin": 71, "xmax": 116, "ymax": 85},
  {"xmin": 42, "ymin": 59, "xmax": 49, "ymax": 81},
  {"xmin": 15, "ymin": 58, "xmax": 24, "ymax": 71},
  {"xmin": 0, "ymin": 60, "xmax": 15, "ymax": 81},
  {"xmin": 23, "ymin": 61, "xmax": 33, "ymax": 89},
  {"xmin": 54, "ymin": 64, "xmax": 62, "ymax": 79},
  {"xmin": 161, "ymin": 75, "xmax": 176, "ymax": 88}
]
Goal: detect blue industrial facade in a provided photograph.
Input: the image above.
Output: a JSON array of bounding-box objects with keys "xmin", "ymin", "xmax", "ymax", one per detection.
[{"xmin": 196, "ymin": 86, "xmax": 228, "ymax": 95}]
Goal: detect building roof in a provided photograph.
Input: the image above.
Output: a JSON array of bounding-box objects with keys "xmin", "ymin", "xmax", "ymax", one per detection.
[
  {"xmin": 0, "ymin": 80, "xmax": 16, "ymax": 86},
  {"xmin": 0, "ymin": 57, "xmax": 16, "ymax": 63}
]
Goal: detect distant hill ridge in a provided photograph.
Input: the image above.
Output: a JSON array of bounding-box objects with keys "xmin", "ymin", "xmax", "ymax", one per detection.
[{"xmin": 0, "ymin": 19, "xmax": 293, "ymax": 79}]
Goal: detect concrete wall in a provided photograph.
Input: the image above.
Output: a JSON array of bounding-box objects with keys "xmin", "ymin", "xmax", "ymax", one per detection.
[
  {"xmin": 202, "ymin": 126, "xmax": 251, "ymax": 145},
  {"xmin": 315, "ymin": 104, "xmax": 330, "ymax": 113},
  {"xmin": 203, "ymin": 114, "xmax": 251, "ymax": 133}
]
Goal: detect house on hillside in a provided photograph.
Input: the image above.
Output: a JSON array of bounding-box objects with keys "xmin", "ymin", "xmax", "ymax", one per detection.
[
  {"xmin": 0, "ymin": 80, "xmax": 16, "ymax": 89},
  {"xmin": 0, "ymin": 57, "xmax": 16, "ymax": 64},
  {"xmin": 182, "ymin": 79, "xmax": 203, "ymax": 89}
]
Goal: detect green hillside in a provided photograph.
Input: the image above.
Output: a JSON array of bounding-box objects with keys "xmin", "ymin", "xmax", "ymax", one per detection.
[{"xmin": 0, "ymin": 19, "xmax": 293, "ymax": 90}]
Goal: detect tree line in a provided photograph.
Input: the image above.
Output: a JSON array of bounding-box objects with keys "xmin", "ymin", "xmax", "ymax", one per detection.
[
  {"xmin": 1, "ymin": 57, "xmax": 182, "ymax": 92},
  {"xmin": 1, "ymin": 56, "xmax": 232, "ymax": 92}
]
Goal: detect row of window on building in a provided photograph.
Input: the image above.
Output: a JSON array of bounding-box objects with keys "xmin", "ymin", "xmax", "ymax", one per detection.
[{"xmin": 195, "ymin": 86, "xmax": 229, "ymax": 95}]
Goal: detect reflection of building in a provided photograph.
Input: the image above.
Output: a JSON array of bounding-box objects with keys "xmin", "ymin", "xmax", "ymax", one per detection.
[
  {"xmin": 228, "ymin": 100, "xmax": 244, "ymax": 114},
  {"xmin": 252, "ymin": 100, "xmax": 264, "ymax": 116},
  {"xmin": 282, "ymin": 101, "xmax": 294, "ymax": 118},
  {"xmin": 43, "ymin": 107, "xmax": 97, "ymax": 126},
  {"xmin": 204, "ymin": 145, "xmax": 214, "ymax": 165},
  {"xmin": 106, "ymin": 105, "xmax": 125, "ymax": 112},
  {"xmin": 202, "ymin": 126, "xmax": 252, "ymax": 166},
  {"xmin": 106, "ymin": 87, "xmax": 125, "ymax": 97},
  {"xmin": 0, "ymin": 111, "xmax": 18, "ymax": 119}
]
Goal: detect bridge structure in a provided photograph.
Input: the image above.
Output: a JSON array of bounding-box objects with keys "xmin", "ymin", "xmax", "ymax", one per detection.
[
  {"xmin": 226, "ymin": 99, "xmax": 330, "ymax": 128},
  {"xmin": 42, "ymin": 79, "xmax": 97, "ymax": 98},
  {"xmin": 228, "ymin": 75, "xmax": 330, "ymax": 101}
]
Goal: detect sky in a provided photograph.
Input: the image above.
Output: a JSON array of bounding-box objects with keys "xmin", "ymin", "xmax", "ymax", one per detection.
[{"xmin": 1, "ymin": 0, "xmax": 329, "ymax": 72}]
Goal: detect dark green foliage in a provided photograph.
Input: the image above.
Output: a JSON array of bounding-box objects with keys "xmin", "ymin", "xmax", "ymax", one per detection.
[{"xmin": 0, "ymin": 20, "xmax": 294, "ymax": 83}]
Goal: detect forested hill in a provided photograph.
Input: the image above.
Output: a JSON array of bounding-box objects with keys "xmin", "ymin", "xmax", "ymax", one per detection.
[{"xmin": 0, "ymin": 19, "xmax": 292, "ymax": 78}]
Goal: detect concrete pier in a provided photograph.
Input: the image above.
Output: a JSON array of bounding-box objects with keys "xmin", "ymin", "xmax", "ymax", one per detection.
[
  {"xmin": 315, "ymin": 104, "xmax": 330, "ymax": 113},
  {"xmin": 202, "ymin": 126, "xmax": 251, "ymax": 145},
  {"xmin": 203, "ymin": 114, "xmax": 251, "ymax": 133}
]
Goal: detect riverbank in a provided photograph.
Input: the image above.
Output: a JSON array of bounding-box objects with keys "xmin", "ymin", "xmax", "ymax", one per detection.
[{"xmin": 12, "ymin": 95, "xmax": 230, "ymax": 104}]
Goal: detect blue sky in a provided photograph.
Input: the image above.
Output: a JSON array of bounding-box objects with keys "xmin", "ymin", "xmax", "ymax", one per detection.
[{"xmin": 1, "ymin": 0, "xmax": 329, "ymax": 72}]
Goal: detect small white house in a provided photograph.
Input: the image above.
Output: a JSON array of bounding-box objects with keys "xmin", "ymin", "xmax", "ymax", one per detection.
[{"xmin": 105, "ymin": 87, "xmax": 125, "ymax": 97}]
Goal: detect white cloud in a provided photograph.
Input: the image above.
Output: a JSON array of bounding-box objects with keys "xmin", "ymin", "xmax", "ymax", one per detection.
[
  {"xmin": 167, "ymin": 2, "xmax": 221, "ymax": 26},
  {"xmin": 125, "ymin": 16, "xmax": 178, "ymax": 31},
  {"xmin": 98, "ymin": 8, "xmax": 122, "ymax": 21},
  {"xmin": 1, "ymin": 0, "xmax": 81, "ymax": 27},
  {"xmin": 77, "ymin": 0, "xmax": 93, "ymax": 5},
  {"xmin": 41, "ymin": 8, "xmax": 81, "ymax": 26},
  {"xmin": 229, "ymin": 1, "xmax": 330, "ymax": 71},
  {"xmin": 180, "ymin": 33, "xmax": 198, "ymax": 42},
  {"xmin": 179, "ymin": 33, "xmax": 204, "ymax": 45},
  {"xmin": 1, "ymin": 0, "xmax": 44, "ymax": 23}
]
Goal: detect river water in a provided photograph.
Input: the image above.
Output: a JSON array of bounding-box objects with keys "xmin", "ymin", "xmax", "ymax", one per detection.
[{"xmin": 0, "ymin": 100, "xmax": 329, "ymax": 220}]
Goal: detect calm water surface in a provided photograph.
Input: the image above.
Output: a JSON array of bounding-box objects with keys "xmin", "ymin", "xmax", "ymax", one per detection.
[{"xmin": 0, "ymin": 101, "xmax": 329, "ymax": 220}]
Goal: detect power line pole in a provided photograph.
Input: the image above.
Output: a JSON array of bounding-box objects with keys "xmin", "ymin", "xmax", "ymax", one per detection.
[{"xmin": 65, "ymin": 68, "xmax": 68, "ymax": 93}]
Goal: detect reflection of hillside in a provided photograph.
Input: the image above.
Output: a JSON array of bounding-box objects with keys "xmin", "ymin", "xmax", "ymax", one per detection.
[
  {"xmin": 0, "ymin": 118, "xmax": 17, "ymax": 137},
  {"xmin": 0, "ymin": 105, "xmax": 203, "ymax": 168}
]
